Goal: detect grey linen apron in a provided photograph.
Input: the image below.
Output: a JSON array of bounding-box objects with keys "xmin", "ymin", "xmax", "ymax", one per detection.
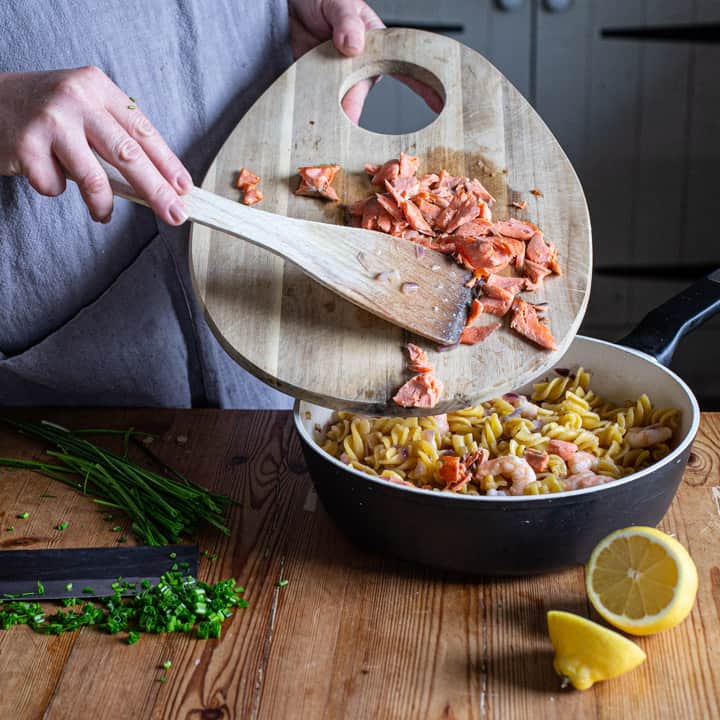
[{"xmin": 0, "ymin": 0, "xmax": 294, "ymax": 408}]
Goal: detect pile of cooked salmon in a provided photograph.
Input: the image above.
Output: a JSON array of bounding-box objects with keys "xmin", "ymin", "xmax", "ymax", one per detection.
[{"xmin": 236, "ymin": 153, "xmax": 561, "ymax": 409}]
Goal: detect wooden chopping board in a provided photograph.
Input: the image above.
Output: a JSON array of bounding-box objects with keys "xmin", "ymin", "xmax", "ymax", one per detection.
[{"xmin": 189, "ymin": 28, "xmax": 592, "ymax": 415}]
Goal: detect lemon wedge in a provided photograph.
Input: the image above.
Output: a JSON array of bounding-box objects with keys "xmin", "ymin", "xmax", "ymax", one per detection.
[
  {"xmin": 547, "ymin": 610, "xmax": 646, "ymax": 690},
  {"xmin": 586, "ymin": 526, "xmax": 698, "ymax": 636}
]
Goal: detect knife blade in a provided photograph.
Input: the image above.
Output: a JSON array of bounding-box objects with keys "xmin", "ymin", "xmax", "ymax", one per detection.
[{"xmin": 0, "ymin": 545, "xmax": 199, "ymax": 600}]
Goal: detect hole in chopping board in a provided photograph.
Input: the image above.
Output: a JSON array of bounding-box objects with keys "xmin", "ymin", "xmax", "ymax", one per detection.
[{"xmin": 340, "ymin": 60, "xmax": 445, "ymax": 135}]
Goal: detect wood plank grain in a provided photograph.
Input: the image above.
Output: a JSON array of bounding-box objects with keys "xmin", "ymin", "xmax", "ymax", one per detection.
[
  {"xmin": 1, "ymin": 410, "xmax": 719, "ymax": 719},
  {"xmin": 0, "ymin": 410, "xmax": 304, "ymax": 720},
  {"xmin": 189, "ymin": 28, "xmax": 592, "ymax": 415},
  {"xmin": 254, "ymin": 414, "xmax": 720, "ymax": 720}
]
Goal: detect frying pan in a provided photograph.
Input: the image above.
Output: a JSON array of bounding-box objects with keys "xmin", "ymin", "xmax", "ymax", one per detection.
[{"xmin": 293, "ymin": 270, "xmax": 720, "ymax": 575}]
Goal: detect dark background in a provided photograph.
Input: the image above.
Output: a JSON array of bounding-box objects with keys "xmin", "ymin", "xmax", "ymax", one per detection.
[{"xmin": 359, "ymin": 0, "xmax": 720, "ymax": 409}]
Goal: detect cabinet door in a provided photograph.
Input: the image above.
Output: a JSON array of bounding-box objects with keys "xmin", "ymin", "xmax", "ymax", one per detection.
[
  {"xmin": 359, "ymin": 1, "xmax": 533, "ymax": 133},
  {"xmin": 535, "ymin": 1, "xmax": 720, "ymax": 407}
]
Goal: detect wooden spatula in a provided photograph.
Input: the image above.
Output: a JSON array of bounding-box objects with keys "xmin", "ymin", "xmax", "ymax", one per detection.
[{"xmin": 100, "ymin": 161, "xmax": 471, "ymax": 346}]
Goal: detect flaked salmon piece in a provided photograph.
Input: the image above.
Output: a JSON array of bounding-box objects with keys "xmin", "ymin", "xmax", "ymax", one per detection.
[
  {"xmin": 400, "ymin": 198, "xmax": 434, "ymax": 235},
  {"xmin": 510, "ymin": 298, "xmax": 557, "ymax": 350},
  {"xmin": 465, "ymin": 178, "xmax": 495, "ymax": 203},
  {"xmin": 296, "ymin": 164, "xmax": 341, "ymax": 201},
  {"xmin": 435, "ymin": 169, "xmax": 464, "ymax": 190},
  {"xmin": 419, "ymin": 173, "xmax": 440, "ymax": 189},
  {"xmin": 392, "ymin": 372, "xmax": 444, "ymax": 409},
  {"xmin": 548, "ymin": 439, "xmax": 578, "ymax": 460},
  {"xmin": 530, "ymin": 188, "xmax": 544, "ymax": 197},
  {"xmin": 385, "ymin": 176, "xmax": 420, "ymax": 203},
  {"xmin": 431, "ymin": 240, "xmax": 458, "ymax": 255},
  {"xmin": 479, "ymin": 296, "xmax": 513, "ymax": 317},
  {"xmin": 348, "ymin": 198, "xmax": 368, "ymax": 216},
  {"xmin": 236, "ymin": 167, "xmax": 260, "ymax": 189},
  {"xmin": 439, "ymin": 454, "xmax": 473, "ymax": 492},
  {"xmin": 417, "ymin": 198, "xmax": 442, "ymax": 224},
  {"xmin": 526, "ymin": 232, "xmax": 561, "ymax": 275},
  {"xmin": 389, "ymin": 221, "xmax": 409, "ymax": 237},
  {"xmin": 493, "ymin": 218, "xmax": 536, "ymax": 240},
  {"xmin": 511, "ymin": 200, "xmax": 527, "ymax": 210},
  {"xmin": 455, "ymin": 237, "xmax": 513, "ymax": 273},
  {"xmin": 375, "ymin": 193, "xmax": 404, "ymax": 221},
  {"xmin": 242, "ymin": 185, "xmax": 263, "ymax": 206},
  {"xmin": 441, "ymin": 195, "xmax": 481, "ymax": 234},
  {"xmin": 466, "ymin": 298, "xmax": 484, "ymax": 325},
  {"xmin": 427, "ymin": 192, "xmax": 452, "ymax": 208},
  {"xmin": 360, "ymin": 197, "xmax": 383, "ymax": 231},
  {"xmin": 460, "ymin": 323, "xmax": 501, "ymax": 345},
  {"xmin": 523, "ymin": 258, "xmax": 552, "ymax": 286},
  {"xmin": 482, "ymin": 282, "xmax": 514, "ymax": 302},
  {"xmin": 452, "ymin": 219, "xmax": 494, "ymax": 238},
  {"xmin": 370, "ymin": 159, "xmax": 400, "ymax": 187},
  {"xmin": 365, "ymin": 163, "xmax": 380, "ymax": 176},
  {"xmin": 478, "ymin": 200, "xmax": 493, "ymax": 222},
  {"xmin": 494, "ymin": 237, "xmax": 525, "ymax": 270},
  {"xmin": 406, "ymin": 343, "xmax": 434, "ymax": 373},
  {"xmin": 524, "ymin": 448, "xmax": 549, "ymax": 472},
  {"xmin": 376, "ymin": 209, "xmax": 393, "ymax": 233},
  {"xmin": 485, "ymin": 273, "xmax": 527, "ymax": 295},
  {"xmin": 399, "ymin": 151, "xmax": 419, "ymax": 178}
]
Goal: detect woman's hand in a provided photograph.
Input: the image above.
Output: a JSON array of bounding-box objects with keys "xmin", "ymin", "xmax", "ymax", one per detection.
[
  {"xmin": 0, "ymin": 67, "xmax": 192, "ymax": 225},
  {"xmin": 288, "ymin": 0, "xmax": 443, "ymax": 123}
]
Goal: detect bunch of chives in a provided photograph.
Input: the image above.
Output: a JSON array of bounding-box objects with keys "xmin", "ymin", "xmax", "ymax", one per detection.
[{"xmin": 0, "ymin": 419, "xmax": 236, "ymax": 545}]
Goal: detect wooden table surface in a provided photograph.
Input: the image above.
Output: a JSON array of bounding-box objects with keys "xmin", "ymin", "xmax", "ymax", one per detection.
[{"xmin": 0, "ymin": 409, "xmax": 718, "ymax": 720}]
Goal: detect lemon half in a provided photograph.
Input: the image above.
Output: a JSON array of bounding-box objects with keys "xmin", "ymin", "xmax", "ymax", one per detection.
[
  {"xmin": 547, "ymin": 610, "xmax": 646, "ymax": 690},
  {"xmin": 586, "ymin": 526, "xmax": 698, "ymax": 636}
]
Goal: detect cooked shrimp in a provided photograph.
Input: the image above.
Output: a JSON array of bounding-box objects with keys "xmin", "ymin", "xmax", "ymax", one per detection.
[
  {"xmin": 626, "ymin": 424, "xmax": 673, "ymax": 449},
  {"xmin": 564, "ymin": 471, "xmax": 607, "ymax": 491},
  {"xmin": 475, "ymin": 455, "xmax": 536, "ymax": 496},
  {"xmin": 567, "ymin": 450, "xmax": 598, "ymax": 475}
]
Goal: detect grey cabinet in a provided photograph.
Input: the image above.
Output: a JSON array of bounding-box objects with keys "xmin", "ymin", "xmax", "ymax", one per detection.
[{"xmin": 361, "ymin": 0, "xmax": 720, "ymax": 407}]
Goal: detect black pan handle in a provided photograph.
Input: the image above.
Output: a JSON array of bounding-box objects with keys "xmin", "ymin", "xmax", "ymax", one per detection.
[{"xmin": 618, "ymin": 268, "xmax": 720, "ymax": 366}]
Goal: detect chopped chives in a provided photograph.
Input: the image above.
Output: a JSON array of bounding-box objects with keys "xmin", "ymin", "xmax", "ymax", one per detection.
[
  {"xmin": 56, "ymin": 521, "xmax": 69, "ymax": 531},
  {"xmin": 17, "ymin": 512, "xmax": 29, "ymax": 520},
  {"xmin": 37, "ymin": 581, "xmax": 45, "ymax": 595},
  {"xmin": 277, "ymin": 580, "xmax": 289, "ymax": 587},
  {"xmin": 162, "ymin": 660, "xmax": 172, "ymax": 670},
  {"xmin": 169, "ymin": 552, "xmax": 176, "ymax": 559},
  {"xmin": 82, "ymin": 587, "xmax": 96, "ymax": 595},
  {"xmin": 65, "ymin": 583, "xmax": 73, "ymax": 592}
]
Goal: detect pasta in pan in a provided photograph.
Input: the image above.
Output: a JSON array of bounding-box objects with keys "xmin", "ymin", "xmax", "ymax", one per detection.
[{"xmin": 318, "ymin": 367, "xmax": 680, "ymax": 496}]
